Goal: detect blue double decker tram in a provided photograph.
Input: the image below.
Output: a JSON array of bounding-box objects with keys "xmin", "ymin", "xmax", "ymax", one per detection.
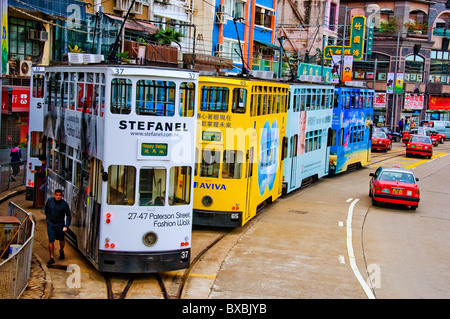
[
  {"xmin": 328, "ymin": 86, "xmax": 374, "ymax": 175},
  {"xmin": 283, "ymin": 84, "xmax": 334, "ymax": 194}
]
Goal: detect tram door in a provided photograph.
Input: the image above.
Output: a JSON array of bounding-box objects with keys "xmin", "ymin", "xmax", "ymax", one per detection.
[
  {"xmin": 290, "ymin": 135, "xmax": 298, "ymax": 190},
  {"xmin": 245, "ymin": 147, "xmax": 254, "ymax": 222}
]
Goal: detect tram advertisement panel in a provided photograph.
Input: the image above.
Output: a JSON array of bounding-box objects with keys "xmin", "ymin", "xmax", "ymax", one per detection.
[{"xmin": 44, "ymin": 106, "xmax": 104, "ymax": 159}]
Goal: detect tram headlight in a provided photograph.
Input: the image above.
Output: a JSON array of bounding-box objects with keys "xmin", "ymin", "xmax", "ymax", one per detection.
[
  {"xmin": 142, "ymin": 232, "xmax": 158, "ymax": 247},
  {"xmin": 202, "ymin": 195, "xmax": 213, "ymax": 207}
]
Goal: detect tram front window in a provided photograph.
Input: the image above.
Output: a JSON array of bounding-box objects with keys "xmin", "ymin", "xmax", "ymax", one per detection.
[
  {"xmin": 107, "ymin": 165, "xmax": 136, "ymax": 205},
  {"xmin": 222, "ymin": 150, "xmax": 243, "ymax": 179},
  {"xmin": 200, "ymin": 150, "xmax": 220, "ymax": 178},
  {"xmin": 138, "ymin": 167, "xmax": 166, "ymax": 206}
]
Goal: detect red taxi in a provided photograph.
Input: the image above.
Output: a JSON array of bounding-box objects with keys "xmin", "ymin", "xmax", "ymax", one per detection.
[
  {"xmin": 402, "ymin": 128, "xmax": 439, "ymax": 146},
  {"xmin": 371, "ymin": 131, "xmax": 392, "ymax": 151},
  {"xmin": 369, "ymin": 166, "xmax": 420, "ymax": 210},
  {"xmin": 406, "ymin": 135, "xmax": 433, "ymax": 159}
]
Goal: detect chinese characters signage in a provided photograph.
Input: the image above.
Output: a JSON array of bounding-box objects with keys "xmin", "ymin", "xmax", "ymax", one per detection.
[
  {"xmin": 404, "ymin": 94, "xmax": 424, "ymax": 110},
  {"xmin": 324, "ymin": 16, "xmax": 366, "ymax": 60},
  {"xmin": 374, "ymin": 92, "xmax": 386, "ymax": 108}
]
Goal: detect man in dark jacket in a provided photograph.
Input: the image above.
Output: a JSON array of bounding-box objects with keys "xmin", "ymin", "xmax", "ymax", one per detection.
[
  {"xmin": 45, "ymin": 189, "xmax": 71, "ymax": 265},
  {"xmin": 10, "ymin": 142, "xmax": 22, "ymax": 181}
]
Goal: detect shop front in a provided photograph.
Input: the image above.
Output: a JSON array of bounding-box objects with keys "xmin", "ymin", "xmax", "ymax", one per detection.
[{"xmin": 427, "ymin": 95, "xmax": 450, "ymax": 121}]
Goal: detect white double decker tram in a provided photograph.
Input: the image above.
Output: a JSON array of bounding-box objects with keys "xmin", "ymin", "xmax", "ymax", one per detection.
[{"xmin": 41, "ymin": 65, "xmax": 198, "ymax": 273}]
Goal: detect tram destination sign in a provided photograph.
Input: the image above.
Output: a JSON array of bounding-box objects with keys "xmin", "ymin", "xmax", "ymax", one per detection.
[{"xmin": 141, "ymin": 143, "xmax": 168, "ymax": 156}]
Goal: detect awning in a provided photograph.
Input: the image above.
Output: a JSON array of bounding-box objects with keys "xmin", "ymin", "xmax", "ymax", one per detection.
[
  {"xmin": 254, "ymin": 40, "xmax": 280, "ymax": 50},
  {"xmin": 104, "ymin": 14, "xmax": 159, "ymax": 34}
]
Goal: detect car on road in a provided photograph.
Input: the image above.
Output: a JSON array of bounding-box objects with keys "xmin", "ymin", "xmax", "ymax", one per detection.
[
  {"xmin": 371, "ymin": 131, "xmax": 392, "ymax": 151},
  {"xmin": 406, "ymin": 135, "xmax": 433, "ymax": 159},
  {"xmin": 369, "ymin": 166, "xmax": 420, "ymax": 210},
  {"xmin": 402, "ymin": 128, "xmax": 439, "ymax": 146},
  {"xmin": 374, "ymin": 126, "xmax": 402, "ymax": 142},
  {"xmin": 421, "ymin": 127, "xmax": 446, "ymax": 144}
]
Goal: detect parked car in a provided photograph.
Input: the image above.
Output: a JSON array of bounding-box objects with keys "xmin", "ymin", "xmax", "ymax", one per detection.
[
  {"xmin": 369, "ymin": 166, "xmax": 420, "ymax": 210},
  {"xmin": 406, "ymin": 135, "xmax": 433, "ymax": 159},
  {"xmin": 371, "ymin": 131, "xmax": 392, "ymax": 151},
  {"xmin": 374, "ymin": 126, "xmax": 402, "ymax": 142}
]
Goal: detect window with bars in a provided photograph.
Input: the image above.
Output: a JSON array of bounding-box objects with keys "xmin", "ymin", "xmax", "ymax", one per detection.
[{"xmin": 8, "ymin": 17, "xmax": 43, "ymax": 62}]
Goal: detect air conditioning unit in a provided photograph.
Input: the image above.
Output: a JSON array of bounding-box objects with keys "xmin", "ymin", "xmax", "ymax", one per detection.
[
  {"xmin": 40, "ymin": 31, "xmax": 49, "ymax": 41},
  {"xmin": 216, "ymin": 12, "xmax": 226, "ymax": 24},
  {"xmin": 215, "ymin": 43, "xmax": 224, "ymax": 56},
  {"xmin": 28, "ymin": 30, "xmax": 49, "ymax": 41},
  {"xmin": 68, "ymin": 53, "xmax": 105, "ymax": 64},
  {"xmin": 18, "ymin": 60, "xmax": 32, "ymax": 77}
]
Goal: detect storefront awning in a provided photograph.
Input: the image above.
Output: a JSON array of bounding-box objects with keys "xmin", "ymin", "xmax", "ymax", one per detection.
[
  {"xmin": 104, "ymin": 14, "xmax": 159, "ymax": 34},
  {"xmin": 254, "ymin": 40, "xmax": 280, "ymax": 50}
]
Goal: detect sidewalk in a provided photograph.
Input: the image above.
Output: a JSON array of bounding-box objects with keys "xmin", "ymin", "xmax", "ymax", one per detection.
[{"xmin": 0, "ymin": 185, "xmax": 52, "ymax": 299}]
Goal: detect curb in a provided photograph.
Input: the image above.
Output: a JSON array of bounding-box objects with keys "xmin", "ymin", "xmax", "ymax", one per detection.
[{"xmin": 33, "ymin": 253, "xmax": 52, "ymax": 299}]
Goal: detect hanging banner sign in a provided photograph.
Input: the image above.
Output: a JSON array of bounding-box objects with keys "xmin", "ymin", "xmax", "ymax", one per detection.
[
  {"xmin": 323, "ymin": 16, "xmax": 366, "ymax": 60},
  {"xmin": 395, "ymin": 73, "xmax": 404, "ymax": 94},
  {"xmin": 342, "ymin": 55, "xmax": 353, "ymax": 83},
  {"xmin": 386, "ymin": 72, "xmax": 395, "ymax": 93},
  {"xmin": 331, "ymin": 55, "xmax": 341, "ymax": 84}
]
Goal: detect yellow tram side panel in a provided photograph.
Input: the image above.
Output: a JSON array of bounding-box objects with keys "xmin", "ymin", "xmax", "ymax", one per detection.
[{"xmin": 194, "ymin": 76, "xmax": 288, "ymax": 226}]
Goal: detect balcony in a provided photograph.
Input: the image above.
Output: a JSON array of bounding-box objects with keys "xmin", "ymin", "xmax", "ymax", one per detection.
[{"xmin": 123, "ymin": 40, "xmax": 178, "ymax": 66}]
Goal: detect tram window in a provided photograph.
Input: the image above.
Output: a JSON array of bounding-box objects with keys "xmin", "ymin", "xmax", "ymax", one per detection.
[
  {"xmin": 232, "ymin": 88, "xmax": 247, "ymax": 113},
  {"xmin": 74, "ymin": 162, "xmax": 81, "ymax": 188},
  {"xmin": 139, "ymin": 167, "xmax": 166, "ymax": 206},
  {"xmin": 136, "ymin": 80, "xmax": 175, "ymax": 116},
  {"xmin": 222, "ymin": 150, "xmax": 243, "ymax": 179},
  {"xmin": 29, "ymin": 132, "xmax": 44, "ymax": 158},
  {"xmin": 201, "ymin": 86, "xmax": 229, "ymax": 112},
  {"xmin": 111, "ymin": 78, "xmax": 132, "ymax": 114},
  {"xmin": 169, "ymin": 166, "xmax": 192, "ymax": 205},
  {"xmin": 200, "ymin": 150, "xmax": 220, "ymax": 178},
  {"xmin": 32, "ymin": 74, "xmax": 45, "ymax": 98},
  {"xmin": 66, "ymin": 158, "xmax": 73, "ymax": 182},
  {"xmin": 180, "ymin": 82, "xmax": 195, "ymax": 117},
  {"xmin": 107, "ymin": 165, "xmax": 136, "ymax": 206}
]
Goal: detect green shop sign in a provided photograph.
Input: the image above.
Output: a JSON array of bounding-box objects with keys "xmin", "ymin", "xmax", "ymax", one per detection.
[{"xmin": 324, "ymin": 16, "xmax": 366, "ymax": 60}]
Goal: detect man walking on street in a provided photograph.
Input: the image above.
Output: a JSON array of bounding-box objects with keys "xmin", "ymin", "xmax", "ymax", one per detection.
[
  {"xmin": 45, "ymin": 189, "xmax": 71, "ymax": 265},
  {"xmin": 10, "ymin": 142, "xmax": 22, "ymax": 181}
]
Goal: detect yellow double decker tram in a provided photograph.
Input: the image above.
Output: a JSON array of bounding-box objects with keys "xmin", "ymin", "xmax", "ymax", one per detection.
[{"xmin": 193, "ymin": 76, "xmax": 289, "ymax": 227}]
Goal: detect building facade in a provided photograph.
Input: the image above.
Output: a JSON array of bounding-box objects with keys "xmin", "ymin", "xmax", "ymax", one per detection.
[{"xmin": 341, "ymin": 0, "xmax": 450, "ymax": 130}]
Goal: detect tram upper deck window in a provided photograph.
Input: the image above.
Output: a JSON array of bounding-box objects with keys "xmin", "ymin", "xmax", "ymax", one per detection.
[
  {"xmin": 232, "ymin": 88, "xmax": 247, "ymax": 113},
  {"xmin": 32, "ymin": 74, "xmax": 45, "ymax": 98},
  {"xmin": 169, "ymin": 166, "xmax": 192, "ymax": 205},
  {"xmin": 107, "ymin": 165, "xmax": 136, "ymax": 205},
  {"xmin": 200, "ymin": 86, "xmax": 229, "ymax": 112},
  {"xmin": 222, "ymin": 150, "xmax": 243, "ymax": 179},
  {"xmin": 180, "ymin": 82, "xmax": 195, "ymax": 117},
  {"xmin": 111, "ymin": 78, "xmax": 132, "ymax": 114},
  {"xmin": 136, "ymin": 80, "xmax": 175, "ymax": 116},
  {"xmin": 45, "ymin": 72, "xmax": 62, "ymax": 109},
  {"xmin": 139, "ymin": 167, "xmax": 166, "ymax": 206},
  {"xmin": 200, "ymin": 150, "xmax": 220, "ymax": 178}
]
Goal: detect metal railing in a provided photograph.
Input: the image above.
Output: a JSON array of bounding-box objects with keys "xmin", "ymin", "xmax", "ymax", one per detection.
[
  {"xmin": 0, "ymin": 161, "xmax": 26, "ymax": 192},
  {"xmin": 0, "ymin": 202, "xmax": 35, "ymax": 299}
]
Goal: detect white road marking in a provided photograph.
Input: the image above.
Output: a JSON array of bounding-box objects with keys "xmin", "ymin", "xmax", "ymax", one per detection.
[
  {"xmin": 346, "ymin": 198, "xmax": 376, "ymax": 299},
  {"xmin": 346, "ymin": 198, "xmax": 353, "ymax": 202},
  {"xmin": 339, "ymin": 255, "xmax": 346, "ymax": 264}
]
